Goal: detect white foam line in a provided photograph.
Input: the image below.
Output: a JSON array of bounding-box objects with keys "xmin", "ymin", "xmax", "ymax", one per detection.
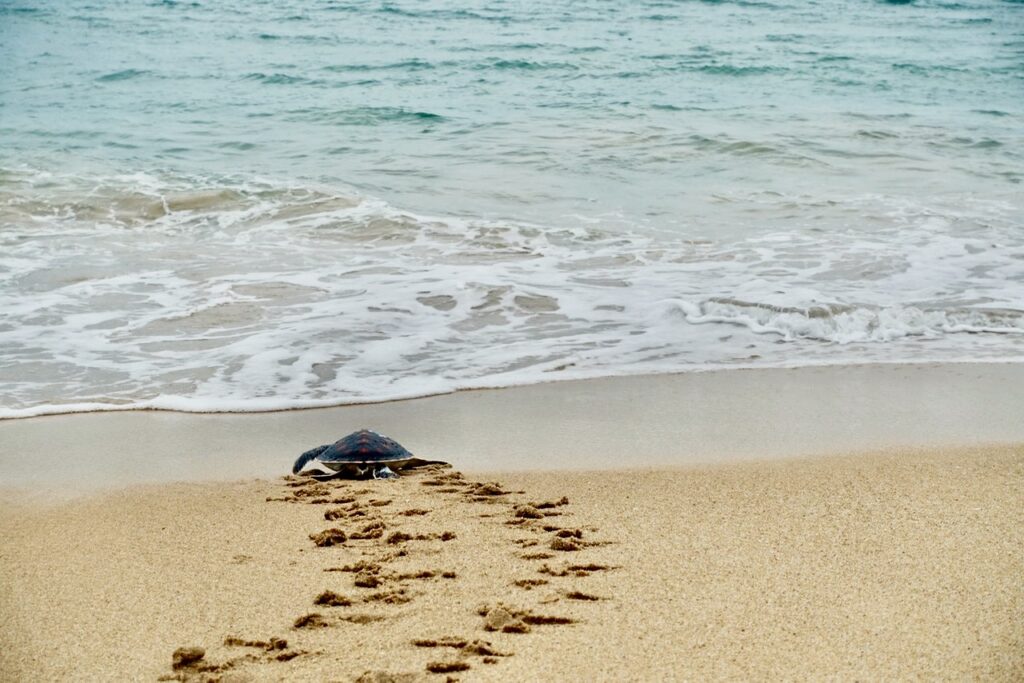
[{"xmin": 3, "ymin": 356, "xmax": 1024, "ymax": 421}]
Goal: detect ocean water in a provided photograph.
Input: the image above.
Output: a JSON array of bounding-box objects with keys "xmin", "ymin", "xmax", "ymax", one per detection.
[{"xmin": 0, "ymin": 0, "xmax": 1022, "ymax": 417}]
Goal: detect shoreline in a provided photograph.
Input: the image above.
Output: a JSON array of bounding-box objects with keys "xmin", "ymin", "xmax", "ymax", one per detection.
[
  {"xmin": 2, "ymin": 362, "xmax": 1023, "ymax": 492},
  {"xmin": 3, "ymin": 357, "xmax": 1021, "ymax": 421}
]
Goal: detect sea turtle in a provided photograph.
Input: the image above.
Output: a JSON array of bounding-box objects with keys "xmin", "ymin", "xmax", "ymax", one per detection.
[{"xmin": 292, "ymin": 429, "xmax": 440, "ymax": 480}]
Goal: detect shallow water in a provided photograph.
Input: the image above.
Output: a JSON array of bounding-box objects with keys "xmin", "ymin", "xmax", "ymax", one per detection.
[{"xmin": 1, "ymin": 0, "xmax": 1022, "ymax": 416}]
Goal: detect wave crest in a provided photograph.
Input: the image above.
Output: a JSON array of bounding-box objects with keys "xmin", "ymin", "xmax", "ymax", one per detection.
[{"xmin": 668, "ymin": 298, "xmax": 1024, "ymax": 343}]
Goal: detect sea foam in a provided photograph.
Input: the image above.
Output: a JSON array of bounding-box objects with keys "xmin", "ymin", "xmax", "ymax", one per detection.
[{"xmin": 1, "ymin": 168, "xmax": 1021, "ymax": 418}]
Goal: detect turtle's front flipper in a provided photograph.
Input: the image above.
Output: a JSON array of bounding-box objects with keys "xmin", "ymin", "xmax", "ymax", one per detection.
[{"xmin": 293, "ymin": 444, "xmax": 330, "ymax": 474}]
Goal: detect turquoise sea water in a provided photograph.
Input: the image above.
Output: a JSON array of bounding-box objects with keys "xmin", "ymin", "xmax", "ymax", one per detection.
[{"xmin": 1, "ymin": 0, "xmax": 1022, "ymax": 416}]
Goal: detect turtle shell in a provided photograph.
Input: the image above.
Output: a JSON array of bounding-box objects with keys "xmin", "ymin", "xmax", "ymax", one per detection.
[{"xmin": 317, "ymin": 429, "xmax": 414, "ymax": 470}]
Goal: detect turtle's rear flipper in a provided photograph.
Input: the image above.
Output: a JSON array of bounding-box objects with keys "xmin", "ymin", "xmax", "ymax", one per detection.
[{"xmin": 307, "ymin": 468, "xmax": 343, "ymax": 481}]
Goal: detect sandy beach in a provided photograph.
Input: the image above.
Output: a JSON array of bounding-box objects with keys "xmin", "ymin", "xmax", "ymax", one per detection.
[
  {"xmin": 1, "ymin": 445, "xmax": 1022, "ymax": 681},
  {"xmin": 1, "ymin": 366, "xmax": 1023, "ymax": 681}
]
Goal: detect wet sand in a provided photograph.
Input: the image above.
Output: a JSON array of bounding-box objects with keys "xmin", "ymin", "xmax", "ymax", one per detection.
[
  {"xmin": 1, "ymin": 445, "xmax": 1022, "ymax": 681},
  {"xmin": 2, "ymin": 363, "xmax": 1023, "ymax": 491}
]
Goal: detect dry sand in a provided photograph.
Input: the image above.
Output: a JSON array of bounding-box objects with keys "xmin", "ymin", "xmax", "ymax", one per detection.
[{"xmin": 2, "ymin": 445, "xmax": 1022, "ymax": 681}]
